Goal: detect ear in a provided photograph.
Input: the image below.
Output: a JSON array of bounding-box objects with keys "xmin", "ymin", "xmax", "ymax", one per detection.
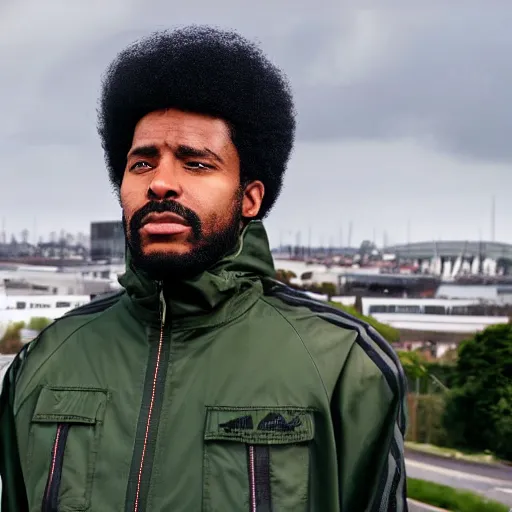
[{"xmin": 242, "ymin": 181, "xmax": 265, "ymax": 219}]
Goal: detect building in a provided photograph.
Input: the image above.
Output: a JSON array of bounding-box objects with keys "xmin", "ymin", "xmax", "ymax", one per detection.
[
  {"xmin": 384, "ymin": 240, "xmax": 512, "ymax": 277},
  {"xmin": 90, "ymin": 221, "xmax": 125, "ymax": 262}
]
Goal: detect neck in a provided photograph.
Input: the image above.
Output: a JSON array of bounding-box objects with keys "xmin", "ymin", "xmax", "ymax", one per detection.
[{"xmin": 118, "ymin": 221, "xmax": 276, "ymax": 327}]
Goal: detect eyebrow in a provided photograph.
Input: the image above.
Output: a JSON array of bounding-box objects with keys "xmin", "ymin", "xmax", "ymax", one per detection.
[
  {"xmin": 127, "ymin": 144, "xmax": 225, "ymax": 165},
  {"xmin": 127, "ymin": 145, "xmax": 160, "ymax": 160},
  {"xmin": 175, "ymin": 145, "xmax": 224, "ymax": 164}
]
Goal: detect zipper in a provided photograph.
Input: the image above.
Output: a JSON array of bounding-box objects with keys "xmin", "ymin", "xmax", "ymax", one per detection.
[
  {"xmin": 133, "ymin": 287, "xmax": 166, "ymax": 512},
  {"xmin": 42, "ymin": 423, "xmax": 71, "ymax": 512},
  {"xmin": 249, "ymin": 446, "xmax": 257, "ymax": 512},
  {"xmin": 125, "ymin": 283, "xmax": 171, "ymax": 512},
  {"xmin": 247, "ymin": 444, "xmax": 272, "ymax": 512}
]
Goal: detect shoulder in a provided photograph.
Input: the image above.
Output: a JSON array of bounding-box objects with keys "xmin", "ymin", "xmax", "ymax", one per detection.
[
  {"xmin": 263, "ymin": 279, "xmax": 398, "ymax": 358},
  {"xmin": 33, "ymin": 290, "xmax": 125, "ymax": 349},
  {"xmin": 61, "ymin": 290, "xmax": 125, "ymax": 319},
  {"xmin": 5, "ymin": 291, "xmax": 125, "ymax": 398},
  {"xmin": 262, "ymin": 280, "xmax": 407, "ymax": 423}
]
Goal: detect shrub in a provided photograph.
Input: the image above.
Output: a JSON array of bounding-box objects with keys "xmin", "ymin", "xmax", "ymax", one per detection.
[
  {"xmin": 275, "ymin": 269, "xmax": 296, "ymax": 284},
  {"xmin": 0, "ymin": 317, "xmax": 53, "ymax": 355},
  {"xmin": 406, "ymin": 394, "xmax": 448, "ymax": 446},
  {"xmin": 28, "ymin": 317, "xmax": 53, "ymax": 331},
  {"xmin": 443, "ymin": 323, "xmax": 512, "ymax": 461}
]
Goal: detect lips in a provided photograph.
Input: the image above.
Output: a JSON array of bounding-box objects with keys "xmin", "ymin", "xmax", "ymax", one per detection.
[
  {"xmin": 142, "ymin": 212, "xmax": 188, "ymax": 225},
  {"xmin": 141, "ymin": 212, "xmax": 191, "ymax": 236}
]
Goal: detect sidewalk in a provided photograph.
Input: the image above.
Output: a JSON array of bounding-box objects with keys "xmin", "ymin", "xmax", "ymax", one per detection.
[{"xmin": 407, "ymin": 498, "xmax": 448, "ymax": 512}]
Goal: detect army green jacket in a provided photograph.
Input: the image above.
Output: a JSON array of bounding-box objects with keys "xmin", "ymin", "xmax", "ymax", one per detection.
[{"xmin": 0, "ymin": 221, "xmax": 408, "ymax": 512}]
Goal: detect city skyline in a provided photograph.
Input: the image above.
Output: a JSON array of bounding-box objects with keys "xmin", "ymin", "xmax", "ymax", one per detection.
[{"xmin": 0, "ymin": 210, "xmax": 503, "ymax": 251}]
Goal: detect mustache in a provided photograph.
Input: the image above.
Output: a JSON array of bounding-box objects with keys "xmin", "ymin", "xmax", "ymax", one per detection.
[{"xmin": 130, "ymin": 200, "xmax": 202, "ymax": 238}]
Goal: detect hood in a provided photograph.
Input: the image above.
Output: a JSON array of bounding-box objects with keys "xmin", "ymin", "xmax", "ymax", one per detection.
[{"xmin": 118, "ymin": 220, "xmax": 275, "ymax": 327}]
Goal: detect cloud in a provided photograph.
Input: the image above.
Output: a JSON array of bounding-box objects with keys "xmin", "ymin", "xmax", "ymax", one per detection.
[
  {"xmin": 291, "ymin": 8, "xmax": 512, "ymax": 163},
  {"xmin": 2, "ymin": 2, "xmax": 512, "ymax": 243},
  {"xmin": 0, "ymin": 0, "xmax": 138, "ymax": 138},
  {"xmin": 3, "ymin": 3, "xmax": 512, "ymax": 165}
]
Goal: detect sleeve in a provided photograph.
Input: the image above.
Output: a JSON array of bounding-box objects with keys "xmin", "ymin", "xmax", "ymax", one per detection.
[
  {"xmin": 333, "ymin": 339, "xmax": 408, "ymax": 512},
  {"xmin": 0, "ymin": 348, "xmax": 31, "ymax": 512}
]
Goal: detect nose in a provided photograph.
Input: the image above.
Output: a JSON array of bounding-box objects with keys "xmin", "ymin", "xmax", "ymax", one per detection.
[{"xmin": 147, "ymin": 160, "xmax": 182, "ymax": 200}]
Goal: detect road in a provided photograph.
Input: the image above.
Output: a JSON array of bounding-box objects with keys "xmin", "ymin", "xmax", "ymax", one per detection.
[{"xmin": 406, "ymin": 449, "xmax": 512, "ymax": 508}]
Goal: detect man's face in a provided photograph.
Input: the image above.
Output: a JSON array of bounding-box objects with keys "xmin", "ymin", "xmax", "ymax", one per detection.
[{"xmin": 121, "ymin": 109, "xmax": 264, "ymax": 280}]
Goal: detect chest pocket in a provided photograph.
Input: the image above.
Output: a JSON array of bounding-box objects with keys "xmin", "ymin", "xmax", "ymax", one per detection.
[
  {"xmin": 26, "ymin": 386, "xmax": 108, "ymax": 512},
  {"xmin": 202, "ymin": 406, "xmax": 315, "ymax": 512}
]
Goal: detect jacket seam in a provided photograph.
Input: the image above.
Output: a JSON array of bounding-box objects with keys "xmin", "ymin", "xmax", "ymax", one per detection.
[
  {"xmin": 260, "ymin": 296, "xmax": 332, "ymax": 404},
  {"xmin": 14, "ymin": 304, "xmax": 118, "ymax": 416}
]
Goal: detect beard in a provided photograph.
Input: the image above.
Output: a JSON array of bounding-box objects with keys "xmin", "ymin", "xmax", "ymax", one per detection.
[{"xmin": 123, "ymin": 193, "xmax": 243, "ymax": 281}]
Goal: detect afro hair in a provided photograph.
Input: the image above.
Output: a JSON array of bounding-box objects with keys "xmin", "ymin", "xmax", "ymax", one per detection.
[{"xmin": 97, "ymin": 25, "xmax": 296, "ymax": 218}]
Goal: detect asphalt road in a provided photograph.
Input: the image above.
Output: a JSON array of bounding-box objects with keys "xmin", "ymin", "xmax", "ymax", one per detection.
[{"xmin": 406, "ymin": 449, "xmax": 512, "ymax": 508}]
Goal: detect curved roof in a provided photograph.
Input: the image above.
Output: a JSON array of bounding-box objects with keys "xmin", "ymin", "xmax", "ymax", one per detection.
[{"xmin": 384, "ymin": 240, "xmax": 512, "ymax": 260}]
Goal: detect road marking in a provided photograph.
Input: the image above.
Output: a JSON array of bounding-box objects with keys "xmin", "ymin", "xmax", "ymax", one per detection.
[
  {"xmin": 405, "ymin": 459, "xmax": 512, "ymax": 487},
  {"xmin": 494, "ymin": 487, "xmax": 512, "ymax": 494}
]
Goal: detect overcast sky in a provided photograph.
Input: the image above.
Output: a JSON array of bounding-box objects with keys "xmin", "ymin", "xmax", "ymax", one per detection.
[{"xmin": 1, "ymin": 2, "xmax": 512, "ymax": 248}]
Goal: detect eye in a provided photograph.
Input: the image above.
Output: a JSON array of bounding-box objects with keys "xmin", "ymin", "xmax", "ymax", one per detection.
[
  {"xmin": 185, "ymin": 161, "xmax": 213, "ymax": 170},
  {"xmin": 130, "ymin": 161, "xmax": 152, "ymax": 171}
]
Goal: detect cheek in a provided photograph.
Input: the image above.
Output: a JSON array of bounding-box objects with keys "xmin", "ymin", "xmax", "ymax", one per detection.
[
  {"xmin": 195, "ymin": 186, "xmax": 241, "ymax": 233},
  {"xmin": 120, "ymin": 177, "xmax": 145, "ymax": 221}
]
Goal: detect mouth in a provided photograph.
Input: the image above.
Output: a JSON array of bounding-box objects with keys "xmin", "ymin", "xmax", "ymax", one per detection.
[{"xmin": 141, "ymin": 212, "xmax": 191, "ymax": 236}]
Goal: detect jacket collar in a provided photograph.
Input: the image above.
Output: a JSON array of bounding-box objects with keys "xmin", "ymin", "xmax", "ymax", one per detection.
[{"xmin": 118, "ymin": 220, "xmax": 275, "ymax": 328}]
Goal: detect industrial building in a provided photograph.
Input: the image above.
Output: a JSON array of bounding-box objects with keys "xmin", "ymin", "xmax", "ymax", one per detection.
[
  {"xmin": 90, "ymin": 221, "xmax": 125, "ymax": 262},
  {"xmin": 384, "ymin": 240, "xmax": 512, "ymax": 277}
]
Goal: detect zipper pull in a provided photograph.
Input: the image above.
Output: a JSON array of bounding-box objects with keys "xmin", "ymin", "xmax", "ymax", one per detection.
[{"xmin": 159, "ymin": 287, "xmax": 167, "ymax": 326}]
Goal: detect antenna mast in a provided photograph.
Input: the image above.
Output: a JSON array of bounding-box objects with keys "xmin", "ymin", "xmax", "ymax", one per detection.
[{"xmin": 491, "ymin": 195, "xmax": 496, "ymax": 242}]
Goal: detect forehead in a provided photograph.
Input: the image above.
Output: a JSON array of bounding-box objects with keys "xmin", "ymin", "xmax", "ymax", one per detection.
[{"xmin": 131, "ymin": 109, "xmax": 234, "ymax": 153}]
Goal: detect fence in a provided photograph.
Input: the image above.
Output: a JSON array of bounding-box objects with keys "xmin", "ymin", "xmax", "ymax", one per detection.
[{"xmin": 406, "ymin": 393, "xmax": 448, "ymax": 446}]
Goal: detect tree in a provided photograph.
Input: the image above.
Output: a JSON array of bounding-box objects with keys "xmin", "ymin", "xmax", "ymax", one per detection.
[
  {"xmin": 353, "ymin": 295, "xmax": 363, "ymax": 315},
  {"xmin": 0, "ymin": 320, "xmax": 26, "ymax": 354},
  {"xmin": 28, "ymin": 317, "xmax": 53, "ymax": 331},
  {"xmin": 0, "ymin": 317, "xmax": 53, "ymax": 355},
  {"xmin": 319, "ymin": 282, "xmax": 336, "ymax": 300},
  {"xmin": 443, "ymin": 323, "xmax": 512, "ymax": 460},
  {"xmin": 275, "ymin": 269, "xmax": 297, "ymax": 284}
]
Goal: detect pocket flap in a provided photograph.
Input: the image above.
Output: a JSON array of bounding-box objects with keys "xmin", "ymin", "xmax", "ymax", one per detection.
[
  {"xmin": 32, "ymin": 386, "xmax": 108, "ymax": 424},
  {"xmin": 204, "ymin": 406, "xmax": 315, "ymax": 444}
]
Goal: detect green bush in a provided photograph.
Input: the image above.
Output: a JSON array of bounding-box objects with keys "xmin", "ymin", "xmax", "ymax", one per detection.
[
  {"xmin": 275, "ymin": 269, "xmax": 296, "ymax": 284},
  {"xmin": 407, "ymin": 478, "xmax": 508, "ymax": 512},
  {"xmin": 407, "ymin": 395, "xmax": 449, "ymax": 446},
  {"xmin": 0, "ymin": 321, "xmax": 25, "ymax": 343},
  {"xmin": 28, "ymin": 317, "xmax": 53, "ymax": 331},
  {"xmin": 425, "ymin": 362, "xmax": 458, "ymax": 389},
  {"xmin": 0, "ymin": 317, "xmax": 53, "ymax": 355},
  {"xmin": 444, "ymin": 323, "xmax": 512, "ymax": 461},
  {"xmin": 492, "ymin": 384, "xmax": 512, "ymax": 460},
  {"xmin": 401, "ymin": 354, "xmax": 456, "ymax": 395}
]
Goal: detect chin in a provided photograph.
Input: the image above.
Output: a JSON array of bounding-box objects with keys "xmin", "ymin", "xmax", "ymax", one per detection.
[{"xmin": 143, "ymin": 240, "xmax": 192, "ymax": 256}]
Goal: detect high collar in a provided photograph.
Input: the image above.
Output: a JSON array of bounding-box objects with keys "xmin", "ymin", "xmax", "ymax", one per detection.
[{"xmin": 118, "ymin": 220, "xmax": 275, "ymax": 328}]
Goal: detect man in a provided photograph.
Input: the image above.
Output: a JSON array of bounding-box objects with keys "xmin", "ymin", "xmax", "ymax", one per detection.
[{"xmin": 0, "ymin": 26, "xmax": 408, "ymax": 511}]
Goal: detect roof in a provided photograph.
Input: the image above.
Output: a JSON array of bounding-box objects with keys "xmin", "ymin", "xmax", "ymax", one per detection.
[{"xmin": 384, "ymin": 240, "xmax": 512, "ymax": 260}]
